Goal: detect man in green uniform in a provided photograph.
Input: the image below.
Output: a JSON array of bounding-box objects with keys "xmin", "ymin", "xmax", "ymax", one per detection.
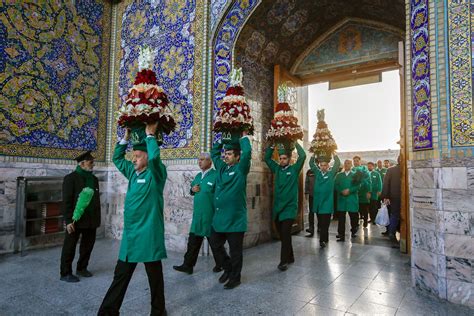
[
  {"xmin": 309, "ymin": 154, "xmax": 340, "ymax": 248},
  {"xmin": 99, "ymin": 122, "xmax": 167, "ymax": 315},
  {"xmin": 209, "ymin": 132, "xmax": 251, "ymax": 289},
  {"xmin": 353, "ymin": 156, "xmax": 371, "ymax": 228},
  {"xmin": 173, "ymin": 153, "xmax": 221, "ymax": 274},
  {"xmin": 264, "ymin": 142, "xmax": 306, "ymax": 270},
  {"xmin": 376, "ymin": 160, "xmax": 387, "ymax": 181},
  {"xmin": 367, "ymin": 162, "xmax": 383, "ymax": 224},
  {"xmin": 334, "ymin": 160, "xmax": 360, "ymax": 241}
]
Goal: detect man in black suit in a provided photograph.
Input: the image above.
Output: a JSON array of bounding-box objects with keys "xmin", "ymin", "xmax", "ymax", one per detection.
[
  {"xmin": 60, "ymin": 151, "xmax": 101, "ymax": 282},
  {"xmin": 382, "ymin": 156, "xmax": 401, "ymax": 246}
]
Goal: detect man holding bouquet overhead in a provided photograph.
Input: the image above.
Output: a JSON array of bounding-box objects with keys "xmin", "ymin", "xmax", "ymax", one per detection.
[
  {"xmin": 308, "ymin": 109, "xmax": 339, "ymax": 247},
  {"xmin": 99, "ymin": 46, "xmax": 175, "ymax": 316},
  {"xmin": 265, "ymin": 85, "xmax": 305, "ymax": 270},
  {"xmin": 210, "ymin": 68, "xmax": 254, "ymax": 289}
]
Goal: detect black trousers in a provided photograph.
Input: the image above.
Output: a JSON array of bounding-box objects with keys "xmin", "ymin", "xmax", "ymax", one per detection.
[
  {"xmin": 369, "ymin": 200, "xmax": 379, "ymax": 222},
  {"xmin": 209, "ymin": 230, "xmax": 244, "ymax": 283},
  {"xmin": 98, "ymin": 260, "xmax": 165, "ymax": 316},
  {"xmin": 359, "ymin": 203, "xmax": 370, "ymax": 224},
  {"xmin": 60, "ymin": 227, "xmax": 96, "ymax": 276},
  {"xmin": 337, "ymin": 211, "xmax": 359, "ymax": 237},
  {"xmin": 307, "ymin": 196, "xmax": 314, "ymax": 233},
  {"xmin": 183, "ymin": 233, "xmax": 219, "ymax": 267},
  {"xmin": 275, "ymin": 219, "xmax": 294, "ymax": 264},
  {"xmin": 318, "ymin": 214, "xmax": 331, "ymax": 243}
]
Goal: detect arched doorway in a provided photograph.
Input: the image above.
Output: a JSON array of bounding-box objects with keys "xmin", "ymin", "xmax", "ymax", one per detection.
[{"xmin": 211, "ymin": 0, "xmax": 409, "ymax": 252}]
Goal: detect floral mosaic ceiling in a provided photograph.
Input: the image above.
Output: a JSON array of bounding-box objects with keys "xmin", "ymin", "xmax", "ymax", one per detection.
[
  {"xmin": 234, "ymin": 0, "xmax": 405, "ymax": 70},
  {"xmin": 0, "ymin": 0, "xmax": 110, "ymax": 160}
]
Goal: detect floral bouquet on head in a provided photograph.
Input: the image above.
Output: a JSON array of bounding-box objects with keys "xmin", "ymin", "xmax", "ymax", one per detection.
[
  {"xmin": 266, "ymin": 83, "xmax": 304, "ymax": 150},
  {"xmin": 116, "ymin": 46, "xmax": 176, "ymax": 143},
  {"xmin": 309, "ymin": 109, "xmax": 337, "ymax": 162},
  {"xmin": 213, "ymin": 68, "xmax": 254, "ymax": 143}
]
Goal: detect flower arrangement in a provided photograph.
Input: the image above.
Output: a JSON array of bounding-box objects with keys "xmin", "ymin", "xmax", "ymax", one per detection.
[
  {"xmin": 213, "ymin": 68, "xmax": 254, "ymax": 135},
  {"xmin": 266, "ymin": 84, "xmax": 303, "ymax": 143},
  {"xmin": 309, "ymin": 109, "xmax": 337, "ymax": 161},
  {"xmin": 116, "ymin": 46, "xmax": 176, "ymax": 135}
]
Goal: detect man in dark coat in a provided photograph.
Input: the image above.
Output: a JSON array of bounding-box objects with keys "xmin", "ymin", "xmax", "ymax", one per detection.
[
  {"xmin": 304, "ymin": 169, "xmax": 316, "ymax": 237},
  {"xmin": 382, "ymin": 156, "xmax": 401, "ymax": 244},
  {"xmin": 60, "ymin": 150, "xmax": 101, "ymax": 282}
]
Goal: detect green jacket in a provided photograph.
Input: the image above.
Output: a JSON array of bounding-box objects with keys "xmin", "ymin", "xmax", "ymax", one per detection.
[
  {"xmin": 113, "ymin": 137, "xmax": 167, "ymax": 263},
  {"xmin": 309, "ymin": 155, "xmax": 341, "ymax": 214},
  {"xmin": 335, "ymin": 171, "xmax": 360, "ymax": 212},
  {"xmin": 211, "ymin": 137, "xmax": 252, "ymax": 232},
  {"xmin": 376, "ymin": 167, "xmax": 387, "ymax": 181},
  {"xmin": 354, "ymin": 165, "xmax": 371, "ymax": 204},
  {"xmin": 369, "ymin": 170, "xmax": 382, "ymax": 201},
  {"xmin": 264, "ymin": 143, "xmax": 306, "ymax": 221},
  {"xmin": 190, "ymin": 169, "xmax": 217, "ymax": 237}
]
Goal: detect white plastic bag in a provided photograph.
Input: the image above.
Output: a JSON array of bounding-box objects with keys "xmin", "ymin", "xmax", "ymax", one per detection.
[{"xmin": 375, "ymin": 202, "xmax": 390, "ymax": 226}]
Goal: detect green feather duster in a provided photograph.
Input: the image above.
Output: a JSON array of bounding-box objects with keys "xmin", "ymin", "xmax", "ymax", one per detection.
[{"xmin": 72, "ymin": 187, "xmax": 94, "ymax": 222}]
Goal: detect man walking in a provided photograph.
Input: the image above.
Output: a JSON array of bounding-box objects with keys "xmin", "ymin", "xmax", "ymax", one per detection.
[
  {"xmin": 264, "ymin": 142, "xmax": 306, "ymax": 270},
  {"xmin": 382, "ymin": 156, "xmax": 401, "ymax": 246},
  {"xmin": 367, "ymin": 162, "xmax": 382, "ymax": 224},
  {"xmin": 173, "ymin": 153, "xmax": 221, "ymax": 274},
  {"xmin": 353, "ymin": 156, "xmax": 371, "ymax": 228},
  {"xmin": 334, "ymin": 160, "xmax": 360, "ymax": 241},
  {"xmin": 308, "ymin": 154, "xmax": 340, "ymax": 248},
  {"xmin": 98, "ymin": 122, "xmax": 167, "ymax": 315},
  {"xmin": 209, "ymin": 132, "xmax": 252, "ymax": 289},
  {"xmin": 60, "ymin": 151, "xmax": 101, "ymax": 282}
]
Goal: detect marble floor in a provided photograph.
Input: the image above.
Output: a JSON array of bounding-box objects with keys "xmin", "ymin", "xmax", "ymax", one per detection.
[{"xmin": 0, "ymin": 222, "xmax": 472, "ymax": 316}]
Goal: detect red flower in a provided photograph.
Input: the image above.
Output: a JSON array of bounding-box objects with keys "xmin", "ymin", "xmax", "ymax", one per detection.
[
  {"xmin": 225, "ymin": 86, "xmax": 244, "ymax": 96},
  {"xmin": 134, "ymin": 69, "xmax": 158, "ymax": 85}
]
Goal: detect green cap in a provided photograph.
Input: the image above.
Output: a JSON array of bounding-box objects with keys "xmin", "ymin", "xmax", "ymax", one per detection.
[
  {"xmin": 276, "ymin": 143, "xmax": 293, "ymax": 156},
  {"xmin": 223, "ymin": 143, "xmax": 241, "ymax": 151}
]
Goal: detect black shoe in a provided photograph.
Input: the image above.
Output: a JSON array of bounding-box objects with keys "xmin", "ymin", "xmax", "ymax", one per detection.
[
  {"xmin": 336, "ymin": 237, "xmax": 345, "ymax": 242},
  {"xmin": 305, "ymin": 228, "xmax": 313, "ymax": 234},
  {"xmin": 224, "ymin": 280, "xmax": 241, "ymax": 289},
  {"xmin": 219, "ymin": 271, "xmax": 230, "ymax": 283},
  {"xmin": 76, "ymin": 269, "xmax": 93, "ymax": 277},
  {"xmin": 277, "ymin": 263, "xmax": 288, "ymax": 271},
  {"xmin": 173, "ymin": 264, "xmax": 193, "ymax": 275},
  {"xmin": 363, "ymin": 222, "xmax": 368, "ymax": 228},
  {"xmin": 381, "ymin": 231, "xmax": 389, "ymax": 236},
  {"xmin": 60, "ymin": 274, "xmax": 80, "ymax": 283},
  {"xmin": 212, "ymin": 266, "xmax": 223, "ymax": 273},
  {"xmin": 336, "ymin": 234, "xmax": 340, "ymax": 239},
  {"xmin": 320, "ymin": 241, "xmax": 326, "ymax": 248},
  {"xmin": 305, "ymin": 233, "xmax": 314, "ymax": 238}
]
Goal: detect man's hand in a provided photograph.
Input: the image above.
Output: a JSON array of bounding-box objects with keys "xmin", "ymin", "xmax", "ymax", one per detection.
[
  {"xmin": 124, "ymin": 128, "xmax": 131, "ymax": 141},
  {"xmin": 66, "ymin": 223, "xmax": 75, "ymax": 234},
  {"xmin": 191, "ymin": 185, "xmax": 200, "ymax": 193},
  {"xmin": 342, "ymin": 189, "xmax": 350, "ymax": 196},
  {"xmin": 383, "ymin": 198, "xmax": 391, "ymax": 205},
  {"xmin": 145, "ymin": 121, "xmax": 159, "ymax": 135}
]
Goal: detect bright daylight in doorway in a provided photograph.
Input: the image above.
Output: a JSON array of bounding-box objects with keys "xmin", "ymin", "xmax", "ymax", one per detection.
[{"xmin": 308, "ymin": 70, "xmax": 401, "ymax": 152}]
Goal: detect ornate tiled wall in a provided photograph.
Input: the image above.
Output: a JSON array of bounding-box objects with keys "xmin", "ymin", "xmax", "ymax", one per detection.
[
  {"xmin": 114, "ymin": 0, "xmax": 206, "ymax": 159},
  {"xmin": 0, "ymin": 1, "xmax": 111, "ymax": 161},
  {"xmin": 447, "ymin": 0, "xmax": 474, "ymax": 148}
]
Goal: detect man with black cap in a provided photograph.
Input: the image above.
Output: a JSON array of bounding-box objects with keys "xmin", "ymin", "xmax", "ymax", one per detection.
[
  {"xmin": 264, "ymin": 142, "xmax": 306, "ymax": 271},
  {"xmin": 60, "ymin": 150, "xmax": 101, "ymax": 282},
  {"xmin": 209, "ymin": 131, "xmax": 251, "ymax": 289},
  {"xmin": 98, "ymin": 122, "xmax": 167, "ymax": 315}
]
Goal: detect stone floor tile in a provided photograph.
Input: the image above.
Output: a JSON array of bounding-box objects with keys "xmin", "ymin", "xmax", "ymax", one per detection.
[
  {"xmin": 296, "ymin": 302, "xmax": 347, "ymax": 316},
  {"xmin": 309, "ymin": 292, "xmax": 358, "ymax": 312},
  {"xmin": 322, "ymin": 282, "xmax": 366, "ymax": 299},
  {"xmin": 358, "ymin": 288, "xmax": 405, "ymax": 308},
  {"xmin": 348, "ymin": 299, "xmax": 397, "ymax": 315},
  {"xmin": 332, "ymin": 274, "xmax": 374, "ymax": 288}
]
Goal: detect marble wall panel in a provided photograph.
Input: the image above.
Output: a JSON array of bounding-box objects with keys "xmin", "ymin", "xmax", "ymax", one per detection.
[
  {"xmin": 412, "ymin": 248, "xmax": 438, "ymax": 272},
  {"xmin": 444, "ymin": 234, "xmax": 473, "ymax": 260},
  {"xmin": 442, "ymin": 189, "xmax": 474, "ymax": 213},
  {"xmin": 471, "ymin": 213, "xmax": 474, "ymax": 236},
  {"xmin": 412, "ymin": 208, "xmax": 437, "ymax": 230},
  {"xmin": 439, "ymin": 211, "xmax": 471, "ymax": 235},
  {"xmin": 412, "ymin": 227, "xmax": 444, "ymax": 254},
  {"xmin": 446, "ymin": 256, "xmax": 472, "ymax": 283},
  {"xmin": 446, "ymin": 279, "xmax": 472, "ymax": 307},
  {"xmin": 409, "ymin": 168, "xmax": 436, "ymax": 188},
  {"xmin": 439, "ymin": 168, "xmax": 467, "ymax": 189},
  {"xmin": 413, "ymin": 268, "xmax": 441, "ymax": 296},
  {"xmin": 467, "ymin": 167, "xmax": 474, "ymax": 189},
  {"xmin": 411, "ymin": 188, "xmax": 439, "ymax": 210}
]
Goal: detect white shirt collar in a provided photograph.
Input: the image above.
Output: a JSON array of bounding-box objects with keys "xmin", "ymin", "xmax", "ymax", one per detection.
[
  {"xmin": 201, "ymin": 168, "xmax": 211, "ymax": 179},
  {"xmin": 345, "ymin": 170, "xmax": 351, "ymax": 176}
]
